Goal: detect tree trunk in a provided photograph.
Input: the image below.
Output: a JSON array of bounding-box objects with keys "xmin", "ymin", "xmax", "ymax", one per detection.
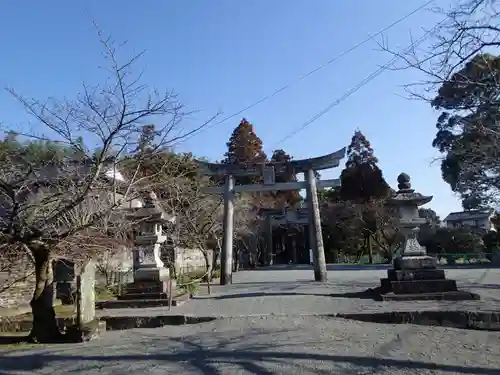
[
  {"xmin": 233, "ymin": 250, "xmax": 240, "ymax": 272},
  {"xmin": 202, "ymin": 251, "xmax": 212, "ymax": 295},
  {"xmin": 367, "ymin": 235, "xmax": 373, "ymax": 264},
  {"xmin": 29, "ymin": 246, "xmax": 62, "ymax": 343}
]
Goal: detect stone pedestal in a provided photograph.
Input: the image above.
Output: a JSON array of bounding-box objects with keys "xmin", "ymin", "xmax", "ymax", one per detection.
[
  {"xmin": 121, "ymin": 235, "xmax": 171, "ymax": 300},
  {"xmin": 379, "ymin": 174, "xmax": 479, "ymax": 302},
  {"xmin": 380, "ymin": 268, "xmax": 479, "ymax": 301},
  {"xmin": 381, "ymin": 231, "xmax": 479, "ymax": 301},
  {"xmin": 380, "ymin": 231, "xmax": 479, "ymax": 301}
]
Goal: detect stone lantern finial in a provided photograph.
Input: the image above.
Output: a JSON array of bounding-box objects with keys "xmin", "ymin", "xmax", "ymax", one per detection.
[
  {"xmin": 397, "ymin": 173, "xmax": 412, "ymax": 191},
  {"xmin": 143, "ymin": 191, "xmax": 158, "ymax": 207}
]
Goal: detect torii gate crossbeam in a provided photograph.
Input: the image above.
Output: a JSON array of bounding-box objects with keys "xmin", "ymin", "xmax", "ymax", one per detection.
[{"xmin": 196, "ymin": 148, "xmax": 346, "ymax": 285}]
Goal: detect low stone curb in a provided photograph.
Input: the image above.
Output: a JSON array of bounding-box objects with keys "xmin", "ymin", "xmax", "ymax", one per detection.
[
  {"xmin": 99, "ymin": 310, "xmax": 500, "ymax": 331},
  {"xmin": 101, "ymin": 315, "xmax": 217, "ymax": 330},
  {"xmin": 95, "ymin": 294, "xmax": 189, "ymax": 309},
  {"xmin": 3, "ymin": 310, "xmax": 500, "ymax": 334},
  {"xmin": 334, "ymin": 310, "xmax": 500, "ymax": 331},
  {"xmin": 0, "ymin": 317, "xmax": 76, "ymax": 333}
]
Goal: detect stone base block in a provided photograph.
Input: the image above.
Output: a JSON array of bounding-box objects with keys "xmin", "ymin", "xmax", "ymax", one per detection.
[
  {"xmin": 393, "ymin": 255, "xmax": 437, "ymax": 270},
  {"xmin": 386, "ymin": 269, "xmax": 446, "ymax": 282},
  {"xmin": 381, "ymin": 279, "xmax": 457, "ymax": 294},
  {"xmin": 64, "ymin": 319, "xmax": 106, "ymax": 342},
  {"xmin": 381, "ymin": 291, "xmax": 480, "ymax": 302},
  {"xmin": 120, "ymin": 279, "xmax": 179, "ymax": 303},
  {"xmin": 134, "ymin": 267, "xmax": 170, "ymax": 282},
  {"xmin": 124, "ymin": 280, "xmax": 168, "ymax": 294}
]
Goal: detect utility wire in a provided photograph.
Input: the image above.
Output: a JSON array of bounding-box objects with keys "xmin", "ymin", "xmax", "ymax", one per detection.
[
  {"xmin": 271, "ymin": 17, "xmax": 448, "ymax": 148},
  {"xmin": 176, "ymin": 0, "xmax": 435, "ymax": 145}
]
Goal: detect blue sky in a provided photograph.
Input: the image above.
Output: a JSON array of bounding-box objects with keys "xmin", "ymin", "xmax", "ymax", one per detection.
[{"xmin": 0, "ymin": 0, "xmax": 459, "ymax": 218}]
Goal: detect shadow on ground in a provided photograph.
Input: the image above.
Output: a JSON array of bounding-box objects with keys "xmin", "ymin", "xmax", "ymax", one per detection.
[
  {"xmin": 0, "ymin": 331, "xmax": 497, "ymax": 375},
  {"xmin": 460, "ymin": 283, "xmax": 500, "ymax": 290},
  {"xmin": 199, "ymin": 288, "xmax": 382, "ymax": 301},
  {"xmin": 255, "ymin": 264, "xmax": 500, "ymax": 271}
]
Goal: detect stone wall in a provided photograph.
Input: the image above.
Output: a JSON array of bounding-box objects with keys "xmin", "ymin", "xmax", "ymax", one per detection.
[
  {"xmin": 174, "ymin": 247, "xmax": 215, "ymax": 274},
  {"xmin": 0, "ymin": 252, "xmax": 35, "ymax": 309}
]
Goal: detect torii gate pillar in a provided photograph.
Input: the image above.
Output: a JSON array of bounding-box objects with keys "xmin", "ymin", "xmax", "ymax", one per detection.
[
  {"xmin": 221, "ymin": 175, "xmax": 235, "ymax": 285},
  {"xmin": 305, "ymin": 168, "xmax": 328, "ymax": 281}
]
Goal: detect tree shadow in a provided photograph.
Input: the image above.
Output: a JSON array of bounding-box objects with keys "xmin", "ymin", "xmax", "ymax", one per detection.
[
  {"xmin": 0, "ymin": 341, "xmax": 497, "ymax": 375},
  {"xmin": 329, "ymin": 287, "xmax": 383, "ymax": 301},
  {"xmin": 1, "ymin": 325, "xmax": 498, "ymax": 374}
]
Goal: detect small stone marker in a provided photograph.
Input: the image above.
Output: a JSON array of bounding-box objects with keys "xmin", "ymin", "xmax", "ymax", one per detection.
[
  {"xmin": 69, "ymin": 260, "xmax": 104, "ymax": 342},
  {"xmin": 76, "ymin": 260, "xmax": 96, "ymax": 325}
]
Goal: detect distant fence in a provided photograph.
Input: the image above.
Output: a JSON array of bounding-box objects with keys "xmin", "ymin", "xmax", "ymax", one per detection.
[{"xmin": 339, "ymin": 252, "xmax": 496, "ymax": 266}]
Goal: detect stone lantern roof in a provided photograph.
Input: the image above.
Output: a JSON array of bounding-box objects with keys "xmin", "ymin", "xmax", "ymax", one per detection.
[
  {"xmin": 387, "ymin": 173, "xmax": 433, "ymax": 207},
  {"xmin": 127, "ymin": 191, "xmax": 176, "ymax": 224}
]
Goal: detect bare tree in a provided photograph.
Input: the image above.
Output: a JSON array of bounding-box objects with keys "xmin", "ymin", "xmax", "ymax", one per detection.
[
  {"xmin": 382, "ymin": 0, "xmax": 500, "ymax": 207},
  {"xmin": 162, "ymin": 169, "xmax": 257, "ymax": 293},
  {"xmin": 0, "ymin": 29, "xmax": 215, "ymax": 343}
]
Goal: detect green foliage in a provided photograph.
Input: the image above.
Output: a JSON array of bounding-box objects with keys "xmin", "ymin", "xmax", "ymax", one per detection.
[
  {"xmin": 431, "ymin": 53, "xmax": 500, "ymax": 209},
  {"xmin": 332, "ymin": 130, "xmax": 393, "ymax": 263},
  {"xmin": 177, "ymin": 273, "xmax": 201, "ymax": 295},
  {"xmin": 420, "ymin": 227, "xmax": 484, "ymax": 256},
  {"xmin": 340, "ymin": 130, "xmax": 390, "ymax": 202},
  {"xmin": 0, "ymin": 132, "xmax": 82, "ymax": 167},
  {"xmin": 483, "ymin": 230, "xmax": 500, "ymax": 256}
]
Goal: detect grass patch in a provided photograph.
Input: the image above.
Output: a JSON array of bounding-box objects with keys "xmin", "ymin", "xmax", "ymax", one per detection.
[
  {"xmin": 8, "ymin": 304, "xmax": 76, "ymax": 323},
  {"xmin": 95, "ymin": 285, "xmax": 118, "ymax": 301},
  {"xmin": 4, "ymin": 287, "xmax": 116, "ymax": 324},
  {"xmin": 180, "ymin": 268, "xmax": 220, "ymax": 282}
]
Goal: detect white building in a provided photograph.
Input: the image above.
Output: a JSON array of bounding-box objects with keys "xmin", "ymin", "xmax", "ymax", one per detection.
[{"xmin": 443, "ymin": 209, "xmax": 496, "ymax": 232}]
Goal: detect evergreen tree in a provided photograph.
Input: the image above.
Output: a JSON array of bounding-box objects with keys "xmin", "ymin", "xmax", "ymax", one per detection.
[
  {"xmin": 339, "ymin": 130, "xmax": 391, "ymax": 263},
  {"xmin": 270, "ymin": 149, "xmax": 300, "ymax": 207},
  {"xmin": 223, "ymin": 118, "xmax": 267, "ymax": 166},
  {"xmin": 223, "ymin": 118, "xmax": 267, "ymax": 185},
  {"xmin": 340, "ymin": 130, "xmax": 390, "ymax": 201}
]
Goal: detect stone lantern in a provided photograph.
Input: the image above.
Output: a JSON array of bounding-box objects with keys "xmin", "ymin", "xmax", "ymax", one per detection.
[
  {"xmin": 124, "ymin": 191, "xmax": 176, "ymax": 298},
  {"xmin": 388, "ymin": 173, "xmax": 435, "ymax": 269},
  {"xmin": 378, "ymin": 173, "xmax": 479, "ymax": 301}
]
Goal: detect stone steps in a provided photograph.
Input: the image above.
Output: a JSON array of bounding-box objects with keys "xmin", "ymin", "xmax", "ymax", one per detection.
[{"xmin": 386, "ymin": 269, "xmax": 446, "ymax": 281}]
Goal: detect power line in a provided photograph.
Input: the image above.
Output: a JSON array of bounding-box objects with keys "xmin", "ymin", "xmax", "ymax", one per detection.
[
  {"xmin": 271, "ymin": 17, "xmax": 448, "ymax": 148},
  {"xmin": 176, "ymin": 0, "xmax": 435, "ymax": 145}
]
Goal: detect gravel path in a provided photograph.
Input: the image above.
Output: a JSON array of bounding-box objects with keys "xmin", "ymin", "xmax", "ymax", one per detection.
[
  {"xmin": 97, "ymin": 267, "xmax": 500, "ymax": 318},
  {"xmin": 1, "ymin": 316, "xmax": 499, "ymax": 374},
  {"xmin": 2, "ymin": 267, "xmax": 500, "ymax": 374}
]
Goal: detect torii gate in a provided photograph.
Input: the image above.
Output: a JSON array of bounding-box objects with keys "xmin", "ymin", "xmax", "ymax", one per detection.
[{"xmin": 196, "ymin": 148, "xmax": 346, "ymax": 285}]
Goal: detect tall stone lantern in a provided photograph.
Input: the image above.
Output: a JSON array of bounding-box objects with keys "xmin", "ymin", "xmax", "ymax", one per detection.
[
  {"xmin": 388, "ymin": 173, "xmax": 435, "ymax": 269},
  {"xmin": 128, "ymin": 192, "xmax": 176, "ymax": 284},
  {"xmin": 378, "ymin": 173, "xmax": 479, "ymax": 301}
]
